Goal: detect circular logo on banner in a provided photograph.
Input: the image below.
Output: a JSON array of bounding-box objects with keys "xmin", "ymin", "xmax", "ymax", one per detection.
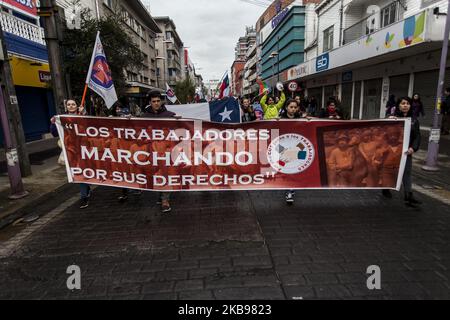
[
  {"xmin": 288, "ymin": 81, "xmax": 298, "ymax": 92},
  {"xmin": 91, "ymin": 56, "xmax": 114, "ymax": 89},
  {"xmin": 267, "ymin": 134, "xmax": 315, "ymax": 175}
]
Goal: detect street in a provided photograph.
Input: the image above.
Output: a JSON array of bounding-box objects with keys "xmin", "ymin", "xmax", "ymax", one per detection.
[{"xmin": 0, "ymin": 169, "xmax": 449, "ymax": 300}]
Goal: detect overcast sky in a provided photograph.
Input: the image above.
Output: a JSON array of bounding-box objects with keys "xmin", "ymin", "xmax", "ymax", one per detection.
[{"xmin": 144, "ymin": 0, "xmax": 267, "ymax": 83}]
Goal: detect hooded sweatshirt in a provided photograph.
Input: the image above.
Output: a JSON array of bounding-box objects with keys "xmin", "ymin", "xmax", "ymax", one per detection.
[{"xmin": 260, "ymin": 92, "xmax": 286, "ymax": 120}]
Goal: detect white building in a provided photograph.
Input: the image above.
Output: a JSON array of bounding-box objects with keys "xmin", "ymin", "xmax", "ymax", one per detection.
[
  {"xmin": 287, "ymin": 0, "xmax": 450, "ymax": 124},
  {"xmin": 243, "ymin": 44, "xmax": 258, "ymax": 96}
]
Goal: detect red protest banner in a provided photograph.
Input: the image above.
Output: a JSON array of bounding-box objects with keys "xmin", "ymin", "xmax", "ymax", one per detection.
[{"xmin": 55, "ymin": 116, "xmax": 411, "ymax": 192}]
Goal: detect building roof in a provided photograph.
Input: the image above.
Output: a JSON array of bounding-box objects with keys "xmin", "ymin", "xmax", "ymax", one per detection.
[
  {"xmin": 154, "ymin": 16, "xmax": 183, "ymax": 47},
  {"xmin": 315, "ymin": 0, "xmax": 334, "ymax": 13},
  {"xmin": 128, "ymin": 0, "xmax": 161, "ymax": 33}
]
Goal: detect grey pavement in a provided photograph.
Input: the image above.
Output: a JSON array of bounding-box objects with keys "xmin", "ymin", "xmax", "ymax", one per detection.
[{"xmin": 0, "ymin": 181, "xmax": 449, "ymax": 300}]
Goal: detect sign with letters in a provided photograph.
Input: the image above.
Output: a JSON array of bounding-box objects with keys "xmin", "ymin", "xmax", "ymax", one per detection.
[
  {"xmin": 316, "ymin": 53, "xmax": 330, "ymax": 72},
  {"xmin": 56, "ymin": 116, "xmax": 411, "ymax": 192}
]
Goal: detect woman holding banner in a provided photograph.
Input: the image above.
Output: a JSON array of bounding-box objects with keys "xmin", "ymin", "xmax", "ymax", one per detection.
[
  {"xmin": 385, "ymin": 97, "xmax": 422, "ymax": 208},
  {"xmin": 51, "ymin": 99, "xmax": 92, "ymax": 209}
]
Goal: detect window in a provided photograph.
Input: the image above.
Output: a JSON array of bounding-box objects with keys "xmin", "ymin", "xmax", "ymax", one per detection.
[
  {"xmin": 166, "ymin": 31, "xmax": 172, "ymax": 40},
  {"xmin": 103, "ymin": 0, "xmax": 113, "ymax": 8},
  {"xmin": 381, "ymin": 2, "xmax": 397, "ymax": 28},
  {"xmin": 323, "ymin": 26, "xmax": 334, "ymax": 52}
]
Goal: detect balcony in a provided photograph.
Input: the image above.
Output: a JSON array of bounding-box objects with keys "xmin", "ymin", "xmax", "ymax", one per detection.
[
  {"xmin": 343, "ymin": 1, "xmax": 408, "ymax": 45},
  {"xmin": 167, "ymin": 58, "xmax": 181, "ymax": 69},
  {"xmin": 291, "ymin": 6, "xmax": 446, "ymax": 81},
  {"xmin": 0, "ymin": 12, "xmax": 45, "ymax": 46}
]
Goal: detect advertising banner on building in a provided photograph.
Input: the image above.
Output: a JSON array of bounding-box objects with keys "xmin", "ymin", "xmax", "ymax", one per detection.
[
  {"xmin": 56, "ymin": 116, "xmax": 411, "ymax": 192},
  {"xmin": 3, "ymin": 0, "xmax": 37, "ymax": 16}
]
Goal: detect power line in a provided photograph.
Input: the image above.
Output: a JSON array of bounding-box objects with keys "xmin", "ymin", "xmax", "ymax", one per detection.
[{"xmin": 239, "ymin": 0, "xmax": 271, "ymax": 8}]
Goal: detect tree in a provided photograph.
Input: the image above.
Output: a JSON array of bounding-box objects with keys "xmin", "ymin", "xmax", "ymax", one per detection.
[
  {"xmin": 175, "ymin": 78, "xmax": 196, "ymax": 104},
  {"xmin": 62, "ymin": 8, "xmax": 144, "ymax": 109}
]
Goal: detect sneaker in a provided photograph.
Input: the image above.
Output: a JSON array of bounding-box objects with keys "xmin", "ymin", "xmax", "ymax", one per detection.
[
  {"xmin": 156, "ymin": 197, "xmax": 163, "ymax": 205},
  {"xmin": 405, "ymin": 192, "xmax": 422, "ymax": 205},
  {"xmin": 285, "ymin": 192, "xmax": 294, "ymax": 204},
  {"xmin": 161, "ymin": 200, "xmax": 172, "ymax": 213},
  {"xmin": 118, "ymin": 195, "xmax": 128, "ymax": 203},
  {"xmin": 382, "ymin": 190, "xmax": 393, "ymax": 199},
  {"xmin": 80, "ymin": 198, "xmax": 89, "ymax": 209}
]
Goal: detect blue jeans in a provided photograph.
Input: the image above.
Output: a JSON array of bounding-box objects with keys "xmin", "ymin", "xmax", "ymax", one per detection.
[{"xmin": 80, "ymin": 184, "xmax": 91, "ymax": 200}]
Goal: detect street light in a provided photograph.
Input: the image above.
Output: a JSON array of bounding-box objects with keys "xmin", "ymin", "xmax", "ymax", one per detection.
[
  {"xmin": 269, "ymin": 51, "xmax": 279, "ymax": 90},
  {"xmin": 155, "ymin": 56, "xmax": 166, "ymax": 89}
]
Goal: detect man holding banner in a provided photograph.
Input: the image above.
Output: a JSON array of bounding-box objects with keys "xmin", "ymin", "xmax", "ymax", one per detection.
[{"xmin": 142, "ymin": 91, "xmax": 176, "ymax": 213}]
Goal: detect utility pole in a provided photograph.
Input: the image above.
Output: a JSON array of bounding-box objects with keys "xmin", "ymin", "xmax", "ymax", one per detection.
[
  {"xmin": 0, "ymin": 27, "xmax": 32, "ymax": 178},
  {"xmin": 422, "ymin": 1, "xmax": 450, "ymax": 172},
  {"xmin": 39, "ymin": 0, "xmax": 69, "ymax": 114},
  {"xmin": 0, "ymin": 28, "xmax": 30, "ymax": 196}
]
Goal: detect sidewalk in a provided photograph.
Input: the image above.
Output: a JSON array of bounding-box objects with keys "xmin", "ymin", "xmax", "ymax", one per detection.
[{"xmin": 0, "ymin": 156, "xmax": 76, "ymax": 230}]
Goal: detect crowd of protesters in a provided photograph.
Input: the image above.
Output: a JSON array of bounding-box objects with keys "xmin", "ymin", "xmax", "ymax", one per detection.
[{"xmin": 51, "ymin": 83, "xmax": 429, "ymax": 213}]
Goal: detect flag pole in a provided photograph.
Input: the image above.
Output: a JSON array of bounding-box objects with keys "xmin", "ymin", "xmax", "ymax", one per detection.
[{"xmin": 80, "ymin": 84, "xmax": 89, "ymax": 108}]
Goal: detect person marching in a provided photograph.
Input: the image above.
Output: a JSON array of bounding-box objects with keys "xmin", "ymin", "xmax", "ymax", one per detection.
[
  {"xmin": 241, "ymin": 98, "xmax": 257, "ymax": 122},
  {"xmin": 281, "ymin": 99, "xmax": 302, "ymax": 204},
  {"xmin": 320, "ymin": 100, "xmax": 343, "ymax": 119},
  {"xmin": 141, "ymin": 91, "xmax": 176, "ymax": 214},
  {"xmin": 51, "ymin": 99, "xmax": 92, "ymax": 209},
  {"xmin": 260, "ymin": 87, "xmax": 286, "ymax": 120},
  {"xmin": 386, "ymin": 97, "xmax": 422, "ymax": 207}
]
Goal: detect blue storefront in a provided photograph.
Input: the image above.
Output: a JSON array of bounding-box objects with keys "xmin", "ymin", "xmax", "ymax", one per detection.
[{"xmin": 0, "ymin": 23, "xmax": 56, "ymax": 146}]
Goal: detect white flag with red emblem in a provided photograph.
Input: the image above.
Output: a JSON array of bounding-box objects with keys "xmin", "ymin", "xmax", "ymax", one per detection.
[
  {"xmin": 85, "ymin": 32, "xmax": 118, "ymax": 109},
  {"xmin": 165, "ymin": 83, "xmax": 178, "ymax": 104}
]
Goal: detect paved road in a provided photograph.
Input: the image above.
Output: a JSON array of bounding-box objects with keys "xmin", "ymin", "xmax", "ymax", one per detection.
[{"xmin": 0, "ymin": 184, "xmax": 449, "ymax": 300}]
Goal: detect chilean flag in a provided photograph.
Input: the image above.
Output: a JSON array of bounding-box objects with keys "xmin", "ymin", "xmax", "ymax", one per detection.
[
  {"xmin": 85, "ymin": 32, "xmax": 118, "ymax": 109},
  {"xmin": 218, "ymin": 74, "xmax": 230, "ymax": 99}
]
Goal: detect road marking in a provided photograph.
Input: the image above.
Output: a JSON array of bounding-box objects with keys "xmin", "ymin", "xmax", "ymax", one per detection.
[
  {"xmin": 0, "ymin": 195, "xmax": 80, "ymax": 258},
  {"xmin": 413, "ymin": 184, "xmax": 450, "ymax": 205}
]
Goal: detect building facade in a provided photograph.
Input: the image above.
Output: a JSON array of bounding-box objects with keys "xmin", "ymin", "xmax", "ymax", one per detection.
[
  {"xmin": 57, "ymin": 0, "xmax": 161, "ymax": 102},
  {"xmin": 0, "ymin": 0, "xmax": 55, "ymax": 144},
  {"xmin": 231, "ymin": 60, "xmax": 246, "ymax": 97},
  {"xmin": 235, "ymin": 26, "xmax": 257, "ymax": 61},
  {"xmin": 243, "ymin": 44, "xmax": 258, "ymax": 96},
  {"xmin": 253, "ymin": 0, "xmax": 320, "ymax": 90},
  {"xmin": 154, "ymin": 16, "xmax": 184, "ymax": 90},
  {"xmin": 287, "ymin": 0, "xmax": 450, "ymax": 122}
]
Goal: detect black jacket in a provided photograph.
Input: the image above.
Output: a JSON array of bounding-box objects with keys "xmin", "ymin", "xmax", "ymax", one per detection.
[
  {"xmin": 142, "ymin": 105, "xmax": 176, "ymax": 118},
  {"xmin": 397, "ymin": 115, "xmax": 421, "ymax": 152},
  {"xmin": 280, "ymin": 112, "xmax": 301, "ymax": 119},
  {"xmin": 409, "ymin": 118, "xmax": 421, "ymax": 152},
  {"xmin": 242, "ymin": 110, "xmax": 257, "ymax": 122}
]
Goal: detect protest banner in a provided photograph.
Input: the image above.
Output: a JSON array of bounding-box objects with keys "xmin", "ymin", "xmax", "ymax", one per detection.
[{"xmin": 56, "ymin": 116, "xmax": 411, "ymax": 192}]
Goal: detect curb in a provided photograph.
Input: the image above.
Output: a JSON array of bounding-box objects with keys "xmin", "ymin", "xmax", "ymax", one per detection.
[{"xmin": 0, "ymin": 183, "xmax": 79, "ymax": 231}]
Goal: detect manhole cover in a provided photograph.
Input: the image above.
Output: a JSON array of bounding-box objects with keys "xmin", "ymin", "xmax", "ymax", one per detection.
[{"xmin": 23, "ymin": 215, "xmax": 40, "ymax": 223}]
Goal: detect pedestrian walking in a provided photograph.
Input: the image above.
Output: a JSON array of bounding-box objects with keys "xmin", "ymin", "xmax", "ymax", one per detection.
[
  {"xmin": 50, "ymin": 99, "xmax": 92, "ymax": 209},
  {"xmin": 385, "ymin": 94, "xmax": 397, "ymax": 117},
  {"xmin": 306, "ymin": 96, "xmax": 318, "ymax": 116},
  {"xmin": 411, "ymin": 93, "xmax": 425, "ymax": 119},
  {"xmin": 260, "ymin": 88, "xmax": 286, "ymax": 120},
  {"xmin": 141, "ymin": 91, "xmax": 176, "ymax": 213},
  {"xmin": 441, "ymin": 88, "xmax": 450, "ymax": 135}
]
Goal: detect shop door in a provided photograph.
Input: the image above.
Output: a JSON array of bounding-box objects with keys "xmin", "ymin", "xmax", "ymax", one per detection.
[
  {"xmin": 341, "ymin": 83, "xmax": 353, "ymax": 119},
  {"xmin": 363, "ymin": 78, "xmax": 383, "ymax": 120},
  {"xmin": 389, "ymin": 74, "xmax": 410, "ymax": 100},
  {"xmin": 353, "ymin": 82, "xmax": 362, "ymax": 119}
]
